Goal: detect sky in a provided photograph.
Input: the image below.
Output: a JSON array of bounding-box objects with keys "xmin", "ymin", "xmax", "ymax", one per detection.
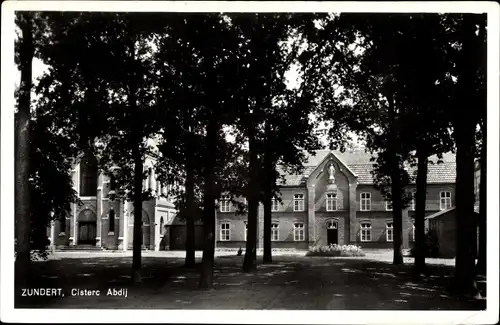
[{"xmin": 13, "ymin": 26, "xmax": 358, "ymax": 151}]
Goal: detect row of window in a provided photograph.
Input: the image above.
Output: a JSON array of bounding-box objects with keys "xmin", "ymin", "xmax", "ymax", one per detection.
[
  {"xmin": 360, "ymin": 222, "xmax": 416, "ymax": 242},
  {"xmin": 220, "ymin": 191, "xmax": 453, "ymax": 213},
  {"xmin": 219, "ymin": 222, "xmax": 306, "ymax": 242}
]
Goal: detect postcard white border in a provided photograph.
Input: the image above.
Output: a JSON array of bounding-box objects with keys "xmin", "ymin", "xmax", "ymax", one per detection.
[{"xmin": 1, "ymin": 1, "xmax": 499, "ymax": 324}]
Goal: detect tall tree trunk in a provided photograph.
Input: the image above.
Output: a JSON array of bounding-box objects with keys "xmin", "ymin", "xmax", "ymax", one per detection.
[
  {"xmin": 476, "ymin": 121, "xmax": 486, "ymax": 274},
  {"xmin": 184, "ymin": 151, "xmax": 196, "ymax": 268},
  {"xmin": 199, "ymin": 120, "xmax": 218, "ymax": 288},
  {"xmin": 132, "ymin": 145, "xmax": 143, "ymax": 283},
  {"xmin": 454, "ymin": 127, "xmax": 480, "ymax": 298},
  {"xmin": 15, "ymin": 13, "xmax": 34, "ymax": 289},
  {"xmin": 243, "ymin": 123, "xmax": 258, "ymax": 272},
  {"xmin": 388, "ymin": 96, "xmax": 404, "ymax": 265},
  {"xmin": 414, "ymin": 143, "xmax": 429, "ymax": 277},
  {"xmin": 262, "ymin": 147, "xmax": 274, "ymax": 264}
]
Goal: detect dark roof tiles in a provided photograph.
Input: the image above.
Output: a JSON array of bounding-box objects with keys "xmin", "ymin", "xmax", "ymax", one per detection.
[{"xmin": 278, "ymin": 149, "xmax": 456, "ymax": 186}]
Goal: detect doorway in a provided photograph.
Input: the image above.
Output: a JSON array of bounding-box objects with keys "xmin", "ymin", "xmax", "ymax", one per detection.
[
  {"xmin": 327, "ymin": 221, "xmax": 338, "ymax": 245},
  {"xmin": 79, "ymin": 222, "xmax": 97, "ymax": 245}
]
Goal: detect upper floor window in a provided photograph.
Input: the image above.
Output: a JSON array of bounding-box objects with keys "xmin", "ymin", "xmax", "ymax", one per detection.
[
  {"xmin": 220, "ymin": 223, "xmax": 230, "ymax": 241},
  {"xmin": 294, "ymin": 194, "xmax": 305, "ymax": 212},
  {"xmin": 271, "ymin": 223, "xmax": 279, "ymax": 241},
  {"xmin": 326, "ymin": 193, "xmax": 338, "ymax": 211},
  {"xmin": 410, "ymin": 191, "xmax": 416, "ymax": 211},
  {"xmin": 80, "ymin": 153, "xmax": 98, "ymax": 196},
  {"xmin": 147, "ymin": 168, "xmax": 153, "ymax": 190},
  {"xmin": 386, "ymin": 222, "xmax": 393, "ymax": 242},
  {"xmin": 386, "ymin": 200, "xmax": 393, "ymax": 211},
  {"xmin": 220, "ymin": 196, "xmax": 231, "ymax": 213},
  {"xmin": 271, "ymin": 198, "xmax": 279, "ymax": 212},
  {"xmin": 293, "ymin": 223, "xmax": 305, "ymax": 241},
  {"xmin": 360, "ymin": 192, "xmax": 371, "ymax": 211},
  {"xmin": 440, "ymin": 191, "xmax": 452, "ymax": 210},
  {"xmin": 360, "ymin": 223, "xmax": 372, "ymax": 242}
]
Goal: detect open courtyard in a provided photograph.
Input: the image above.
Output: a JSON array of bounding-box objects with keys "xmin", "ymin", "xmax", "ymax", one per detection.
[{"xmin": 16, "ymin": 250, "xmax": 486, "ymax": 310}]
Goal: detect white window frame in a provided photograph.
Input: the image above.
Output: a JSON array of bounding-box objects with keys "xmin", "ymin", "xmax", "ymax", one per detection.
[
  {"xmin": 220, "ymin": 223, "xmax": 230, "ymax": 241},
  {"xmin": 410, "ymin": 191, "xmax": 416, "ymax": 211},
  {"xmin": 386, "ymin": 200, "xmax": 393, "ymax": 211},
  {"xmin": 360, "ymin": 223, "xmax": 372, "ymax": 242},
  {"xmin": 271, "ymin": 198, "xmax": 279, "ymax": 212},
  {"xmin": 293, "ymin": 223, "xmax": 305, "ymax": 241},
  {"xmin": 220, "ymin": 196, "xmax": 231, "ymax": 213},
  {"xmin": 440, "ymin": 191, "xmax": 452, "ymax": 210},
  {"xmin": 293, "ymin": 194, "xmax": 305, "ymax": 212},
  {"xmin": 360, "ymin": 192, "xmax": 371, "ymax": 211},
  {"xmin": 271, "ymin": 223, "xmax": 279, "ymax": 241},
  {"xmin": 327, "ymin": 220, "xmax": 338, "ymax": 229},
  {"xmin": 326, "ymin": 193, "xmax": 338, "ymax": 211},
  {"xmin": 244, "ymin": 222, "xmax": 248, "ymax": 241},
  {"xmin": 412, "ymin": 222, "xmax": 416, "ymax": 242},
  {"xmin": 386, "ymin": 222, "xmax": 394, "ymax": 242}
]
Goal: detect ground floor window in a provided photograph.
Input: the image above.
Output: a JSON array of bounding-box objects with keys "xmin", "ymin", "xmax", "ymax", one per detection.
[
  {"xmin": 220, "ymin": 223, "xmax": 230, "ymax": 241},
  {"xmin": 360, "ymin": 223, "xmax": 372, "ymax": 242},
  {"xmin": 294, "ymin": 223, "xmax": 305, "ymax": 241},
  {"xmin": 386, "ymin": 222, "xmax": 393, "ymax": 242},
  {"xmin": 271, "ymin": 223, "xmax": 279, "ymax": 241}
]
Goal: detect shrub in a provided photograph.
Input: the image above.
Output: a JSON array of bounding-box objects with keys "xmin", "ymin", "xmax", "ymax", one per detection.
[
  {"xmin": 306, "ymin": 244, "xmax": 365, "ymax": 257},
  {"xmin": 409, "ymin": 230, "xmax": 440, "ymax": 258}
]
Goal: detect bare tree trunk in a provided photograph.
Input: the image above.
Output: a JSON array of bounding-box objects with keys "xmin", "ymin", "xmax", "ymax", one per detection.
[
  {"xmin": 454, "ymin": 127, "xmax": 480, "ymax": 298},
  {"xmin": 184, "ymin": 156, "xmax": 196, "ymax": 268},
  {"xmin": 476, "ymin": 121, "xmax": 486, "ymax": 274},
  {"xmin": 414, "ymin": 144, "xmax": 429, "ymax": 277},
  {"xmin": 132, "ymin": 146, "xmax": 143, "ymax": 283},
  {"xmin": 388, "ymin": 96, "xmax": 404, "ymax": 265},
  {"xmin": 262, "ymin": 148, "xmax": 274, "ymax": 264},
  {"xmin": 199, "ymin": 120, "xmax": 218, "ymax": 288},
  {"xmin": 15, "ymin": 12, "xmax": 34, "ymax": 289},
  {"xmin": 243, "ymin": 123, "xmax": 258, "ymax": 272}
]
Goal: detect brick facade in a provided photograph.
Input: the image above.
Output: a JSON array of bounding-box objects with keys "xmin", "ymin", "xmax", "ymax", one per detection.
[{"xmin": 50, "ymin": 149, "xmax": 456, "ymax": 251}]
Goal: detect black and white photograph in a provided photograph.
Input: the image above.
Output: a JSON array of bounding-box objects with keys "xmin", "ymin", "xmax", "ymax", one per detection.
[{"xmin": 1, "ymin": 1, "xmax": 499, "ymax": 324}]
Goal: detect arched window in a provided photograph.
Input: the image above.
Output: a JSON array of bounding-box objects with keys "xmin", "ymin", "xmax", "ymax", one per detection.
[
  {"xmin": 160, "ymin": 216, "xmax": 164, "ymax": 236},
  {"xmin": 80, "ymin": 153, "xmax": 98, "ymax": 196},
  {"xmin": 148, "ymin": 168, "xmax": 153, "ymax": 190},
  {"xmin": 109, "ymin": 208, "xmax": 115, "ymax": 233}
]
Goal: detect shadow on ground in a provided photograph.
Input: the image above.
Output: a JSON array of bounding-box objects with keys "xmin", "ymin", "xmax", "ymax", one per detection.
[{"xmin": 16, "ymin": 255, "xmax": 486, "ymax": 310}]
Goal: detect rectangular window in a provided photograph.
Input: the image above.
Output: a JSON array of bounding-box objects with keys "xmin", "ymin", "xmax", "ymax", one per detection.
[
  {"xmin": 386, "ymin": 200, "xmax": 393, "ymax": 211},
  {"xmin": 271, "ymin": 223, "xmax": 279, "ymax": 241},
  {"xmin": 293, "ymin": 223, "xmax": 305, "ymax": 241},
  {"xmin": 244, "ymin": 222, "xmax": 248, "ymax": 241},
  {"xmin": 220, "ymin": 196, "xmax": 231, "ymax": 213},
  {"xmin": 412, "ymin": 222, "xmax": 416, "ymax": 242},
  {"xmin": 326, "ymin": 193, "xmax": 338, "ymax": 211},
  {"xmin": 220, "ymin": 223, "xmax": 230, "ymax": 241},
  {"xmin": 360, "ymin": 192, "xmax": 371, "ymax": 211},
  {"xmin": 294, "ymin": 194, "xmax": 305, "ymax": 212},
  {"xmin": 386, "ymin": 222, "xmax": 393, "ymax": 242},
  {"xmin": 271, "ymin": 199, "xmax": 279, "ymax": 212},
  {"xmin": 360, "ymin": 223, "xmax": 372, "ymax": 242},
  {"xmin": 440, "ymin": 191, "xmax": 452, "ymax": 210}
]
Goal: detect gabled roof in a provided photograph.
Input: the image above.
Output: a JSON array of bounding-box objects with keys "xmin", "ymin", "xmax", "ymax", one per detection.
[{"xmin": 277, "ymin": 149, "xmax": 456, "ymax": 186}]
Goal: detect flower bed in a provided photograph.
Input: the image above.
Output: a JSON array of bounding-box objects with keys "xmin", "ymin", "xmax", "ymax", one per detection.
[{"xmin": 306, "ymin": 244, "xmax": 366, "ymax": 257}]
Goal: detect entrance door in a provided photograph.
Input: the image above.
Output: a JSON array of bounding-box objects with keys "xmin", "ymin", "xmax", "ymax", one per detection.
[
  {"xmin": 79, "ymin": 222, "xmax": 97, "ymax": 245},
  {"xmin": 327, "ymin": 221, "xmax": 338, "ymax": 245},
  {"xmin": 327, "ymin": 229, "xmax": 338, "ymax": 245}
]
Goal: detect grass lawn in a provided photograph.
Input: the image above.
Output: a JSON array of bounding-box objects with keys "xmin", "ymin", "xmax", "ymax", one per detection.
[{"xmin": 15, "ymin": 253, "xmax": 486, "ymax": 310}]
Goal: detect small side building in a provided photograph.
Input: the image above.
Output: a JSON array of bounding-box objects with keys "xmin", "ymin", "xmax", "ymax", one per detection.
[{"xmin": 425, "ymin": 207, "xmax": 479, "ymax": 258}]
